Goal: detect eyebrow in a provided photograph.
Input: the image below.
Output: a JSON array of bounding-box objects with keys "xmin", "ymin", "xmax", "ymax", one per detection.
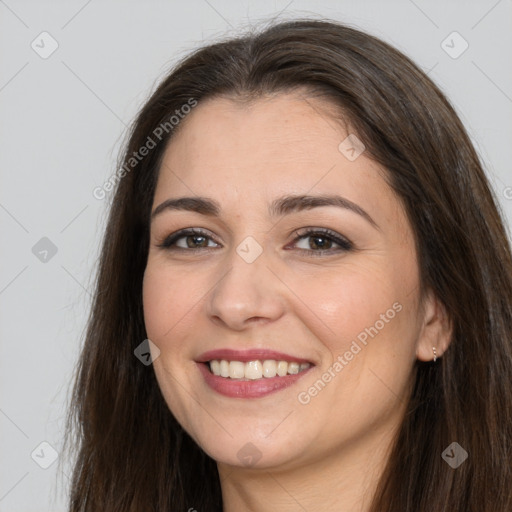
[{"xmin": 151, "ymin": 194, "xmax": 379, "ymax": 230}]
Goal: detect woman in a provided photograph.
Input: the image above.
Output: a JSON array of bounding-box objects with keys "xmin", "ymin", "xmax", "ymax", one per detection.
[{"xmin": 63, "ymin": 18, "xmax": 512, "ymax": 511}]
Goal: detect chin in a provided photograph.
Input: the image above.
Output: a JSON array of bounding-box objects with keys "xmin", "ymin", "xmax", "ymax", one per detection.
[{"xmin": 192, "ymin": 422, "xmax": 312, "ymax": 470}]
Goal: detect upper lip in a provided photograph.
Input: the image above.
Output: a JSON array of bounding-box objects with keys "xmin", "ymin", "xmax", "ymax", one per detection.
[{"xmin": 196, "ymin": 348, "xmax": 314, "ymax": 364}]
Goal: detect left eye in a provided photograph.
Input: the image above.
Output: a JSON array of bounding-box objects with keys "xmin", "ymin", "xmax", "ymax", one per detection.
[
  {"xmin": 290, "ymin": 228, "xmax": 353, "ymax": 255},
  {"xmin": 157, "ymin": 228, "xmax": 353, "ymax": 255},
  {"xmin": 294, "ymin": 231, "xmax": 352, "ymax": 252}
]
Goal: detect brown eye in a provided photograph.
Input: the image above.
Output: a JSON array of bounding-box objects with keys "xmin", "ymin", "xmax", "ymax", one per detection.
[
  {"xmin": 182, "ymin": 234, "xmax": 209, "ymax": 248},
  {"xmin": 158, "ymin": 229, "xmax": 219, "ymax": 250},
  {"xmin": 291, "ymin": 228, "xmax": 353, "ymax": 256},
  {"xmin": 306, "ymin": 235, "xmax": 333, "ymax": 250}
]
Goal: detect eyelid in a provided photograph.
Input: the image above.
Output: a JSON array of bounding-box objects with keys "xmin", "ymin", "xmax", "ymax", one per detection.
[
  {"xmin": 156, "ymin": 227, "xmax": 353, "ymax": 254},
  {"xmin": 289, "ymin": 227, "xmax": 353, "ymax": 253},
  {"xmin": 156, "ymin": 228, "xmax": 219, "ymax": 250}
]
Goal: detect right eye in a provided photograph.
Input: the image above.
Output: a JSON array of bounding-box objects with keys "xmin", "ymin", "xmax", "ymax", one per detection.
[{"xmin": 157, "ymin": 228, "xmax": 220, "ymax": 251}]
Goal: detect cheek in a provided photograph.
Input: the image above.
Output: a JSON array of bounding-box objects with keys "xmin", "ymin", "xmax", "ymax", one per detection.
[
  {"xmin": 142, "ymin": 267, "xmax": 166, "ymax": 339},
  {"xmin": 142, "ymin": 264, "xmax": 186, "ymax": 343},
  {"xmin": 142, "ymin": 262, "xmax": 209, "ymax": 354},
  {"xmin": 142, "ymin": 264, "xmax": 197, "ymax": 421},
  {"xmin": 293, "ymin": 259, "xmax": 419, "ymax": 385},
  {"xmin": 296, "ymin": 269, "xmax": 417, "ymax": 422},
  {"xmin": 296, "ymin": 267, "xmax": 398, "ymax": 349}
]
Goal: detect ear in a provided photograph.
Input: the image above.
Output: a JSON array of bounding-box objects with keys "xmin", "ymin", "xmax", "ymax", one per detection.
[{"xmin": 416, "ymin": 288, "xmax": 453, "ymax": 362}]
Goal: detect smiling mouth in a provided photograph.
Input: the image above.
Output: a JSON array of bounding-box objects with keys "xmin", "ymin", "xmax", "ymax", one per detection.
[{"xmin": 206, "ymin": 359, "xmax": 312, "ymax": 380}]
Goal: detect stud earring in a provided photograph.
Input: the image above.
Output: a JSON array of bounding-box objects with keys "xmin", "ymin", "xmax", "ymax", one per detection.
[{"xmin": 432, "ymin": 346, "xmax": 437, "ymax": 362}]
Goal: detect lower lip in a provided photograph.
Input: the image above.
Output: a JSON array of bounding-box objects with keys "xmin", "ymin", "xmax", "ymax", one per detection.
[{"xmin": 196, "ymin": 362, "xmax": 313, "ymax": 398}]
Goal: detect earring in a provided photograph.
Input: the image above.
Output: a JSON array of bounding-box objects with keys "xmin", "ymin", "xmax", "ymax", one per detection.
[{"xmin": 432, "ymin": 346, "xmax": 437, "ymax": 362}]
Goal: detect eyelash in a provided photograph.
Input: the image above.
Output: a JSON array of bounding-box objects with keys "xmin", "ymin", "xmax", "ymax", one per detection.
[{"xmin": 156, "ymin": 227, "xmax": 353, "ymax": 257}]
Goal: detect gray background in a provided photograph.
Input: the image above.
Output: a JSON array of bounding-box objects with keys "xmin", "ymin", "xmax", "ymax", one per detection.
[{"xmin": 1, "ymin": 0, "xmax": 511, "ymax": 510}]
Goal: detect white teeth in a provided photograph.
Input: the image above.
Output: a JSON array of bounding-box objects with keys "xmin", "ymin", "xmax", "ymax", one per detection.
[
  {"xmin": 208, "ymin": 359, "xmax": 311, "ymax": 379},
  {"xmin": 288, "ymin": 362, "xmax": 300, "ymax": 374},
  {"xmin": 262, "ymin": 360, "xmax": 277, "ymax": 378},
  {"xmin": 210, "ymin": 360, "xmax": 220, "ymax": 375},
  {"xmin": 220, "ymin": 359, "xmax": 230, "ymax": 377},
  {"xmin": 244, "ymin": 360, "xmax": 263, "ymax": 380},
  {"xmin": 229, "ymin": 361, "xmax": 245, "ymax": 379},
  {"xmin": 277, "ymin": 361, "xmax": 288, "ymax": 376}
]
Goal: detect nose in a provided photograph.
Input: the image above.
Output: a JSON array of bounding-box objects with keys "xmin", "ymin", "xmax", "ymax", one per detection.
[{"xmin": 206, "ymin": 245, "xmax": 286, "ymax": 331}]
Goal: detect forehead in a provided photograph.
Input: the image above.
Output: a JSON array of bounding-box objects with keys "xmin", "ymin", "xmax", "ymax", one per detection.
[
  {"xmin": 162, "ymin": 93, "xmax": 347, "ymax": 169},
  {"xmin": 153, "ymin": 93, "xmax": 404, "ymax": 228}
]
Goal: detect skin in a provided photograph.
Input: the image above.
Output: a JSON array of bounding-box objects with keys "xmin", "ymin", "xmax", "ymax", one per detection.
[{"xmin": 142, "ymin": 92, "xmax": 452, "ymax": 511}]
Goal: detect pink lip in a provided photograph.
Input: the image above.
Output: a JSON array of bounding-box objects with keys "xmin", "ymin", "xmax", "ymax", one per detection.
[
  {"xmin": 196, "ymin": 362, "xmax": 313, "ymax": 399},
  {"xmin": 196, "ymin": 348, "xmax": 312, "ymax": 364}
]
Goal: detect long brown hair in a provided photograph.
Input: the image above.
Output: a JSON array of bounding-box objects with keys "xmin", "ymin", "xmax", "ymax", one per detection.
[{"xmin": 62, "ymin": 18, "xmax": 512, "ymax": 511}]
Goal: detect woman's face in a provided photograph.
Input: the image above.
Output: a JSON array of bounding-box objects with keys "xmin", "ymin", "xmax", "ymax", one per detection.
[{"xmin": 143, "ymin": 92, "xmax": 441, "ymax": 472}]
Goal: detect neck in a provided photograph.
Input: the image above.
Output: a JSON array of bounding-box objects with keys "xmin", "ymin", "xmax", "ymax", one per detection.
[{"xmin": 217, "ymin": 425, "xmax": 397, "ymax": 512}]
